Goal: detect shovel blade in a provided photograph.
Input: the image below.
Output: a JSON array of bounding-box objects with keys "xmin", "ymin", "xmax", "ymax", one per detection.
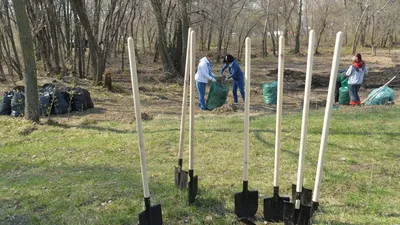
[
  {"xmin": 138, "ymin": 204, "xmax": 163, "ymax": 225},
  {"xmin": 283, "ymin": 201, "xmax": 294, "ymax": 225},
  {"xmin": 174, "ymin": 166, "xmax": 180, "ymax": 187},
  {"xmin": 291, "ymin": 184, "xmax": 313, "ymax": 206},
  {"xmin": 188, "ymin": 175, "xmax": 198, "ymax": 204},
  {"xmin": 283, "ymin": 201, "xmax": 312, "ymax": 225},
  {"xmin": 234, "ymin": 190, "xmax": 259, "ymax": 218},
  {"xmin": 298, "ymin": 204, "xmax": 312, "ymax": 225},
  {"xmin": 175, "ymin": 167, "xmax": 188, "ymax": 189},
  {"xmin": 263, "ymin": 195, "xmax": 290, "ymax": 222}
]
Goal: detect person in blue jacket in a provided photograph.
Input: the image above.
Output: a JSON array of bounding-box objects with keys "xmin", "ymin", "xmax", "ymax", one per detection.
[
  {"xmin": 195, "ymin": 52, "xmax": 218, "ymax": 110},
  {"xmin": 220, "ymin": 54, "xmax": 245, "ymax": 104}
]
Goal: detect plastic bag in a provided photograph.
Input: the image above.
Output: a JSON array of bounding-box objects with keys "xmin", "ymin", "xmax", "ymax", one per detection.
[
  {"xmin": 365, "ymin": 86, "xmax": 395, "ymax": 105},
  {"xmin": 0, "ymin": 92, "xmax": 12, "ymax": 115},
  {"xmin": 339, "ymin": 78, "xmax": 350, "ymax": 105},
  {"xmin": 206, "ymin": 82, "xmax": 229, "ymax": 110},
  {"xmin": 262, "ymin": 81, "xmax": 277, "ymax": 105},
  {"xmin": 11, "ymin": 91, "xmax": 25, "ymax": 117}
]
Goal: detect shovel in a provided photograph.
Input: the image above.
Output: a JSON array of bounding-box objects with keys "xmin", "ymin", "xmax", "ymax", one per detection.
[
  {"xmin": 188, "ymin": 30, "xmax": 198, "ymax": 204},
  {"xmin": 175, "ymin": 27, "xmax": 192, "ymax": 189},
  {"xmin": 234, "ymin": 37, "xmax": 259, "ymax": 219},
  {"xmin": 263, "ymin": 35, "xmax": 290, "ymax": 222},
  {"xmin": 283, "ymin": 30, "xmax": 315, "ymax": 225},
  {"xmin": 283, "ymin": 31, "xmax": 343, "ymax": 225},
  {"xmin": 306, "ymin": 31, "xmax": 344, "ymax": 225},
  {"xmin": 128, "ymin": 37, "xmax": 163, "ymax": 225}
]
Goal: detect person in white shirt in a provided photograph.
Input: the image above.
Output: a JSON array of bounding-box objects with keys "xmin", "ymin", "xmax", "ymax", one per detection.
[
  {"xmin": 195, "ymin": 52, "xmax": 218, "ymax": 110},
  {"xmin": 345, "ymin": 53, "xmax": 368, "ymax": 105}
]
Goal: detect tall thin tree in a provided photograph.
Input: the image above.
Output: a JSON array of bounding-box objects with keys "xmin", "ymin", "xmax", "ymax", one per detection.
[{"xmin": 12, "ymin": 0, "xmax": 39, "ymax": 122}]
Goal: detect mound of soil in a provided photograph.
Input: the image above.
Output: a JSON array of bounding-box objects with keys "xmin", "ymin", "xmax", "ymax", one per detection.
[{"xmin": 267, "ymin": 69, "xmax": 330, "ymax": 89}]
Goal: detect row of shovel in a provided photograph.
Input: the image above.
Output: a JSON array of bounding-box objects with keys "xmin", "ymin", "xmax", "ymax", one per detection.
[{"xmin": 128, "ymin": 28, "xmax": 344, "ymax": 225}]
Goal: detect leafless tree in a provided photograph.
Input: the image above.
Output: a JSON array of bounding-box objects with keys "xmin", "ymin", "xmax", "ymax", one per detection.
[{"xmin": 12, "ymin": 0, "xmax": 39, "ymax": 122}]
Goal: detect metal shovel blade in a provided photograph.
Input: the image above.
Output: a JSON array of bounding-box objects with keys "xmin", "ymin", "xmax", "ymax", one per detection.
[
  {"xmin": 283, "ymin": 201, "xmax": 312, "ymax": 225},
  {"xmin": 283, "ymin": 201, "xmax": 294, "ymax": 225},
  {"xmin": 263, "ymin": 187, "xmax": 290, "ymax": 222},
  {"xmin": 175, "ymin": 167, "xmax": 188, "ymax": 189},
  {"xmin": 234, "ymin": 181, "xmax": 258, "ymax": 218},
  {"xmin": 291, "ymin": 184, "xmax": 313, "ymax": 206},
  {"xmin": 138, "ymin": 204, "xmax": 163, "ymax": 225},
  {"xmin": 188, "ymin": 170, "xmax": 198, "ymax": 204},
  {"xmin": 298, "ymin": 204, "xmax": 311, "ymax": 225},
  {"xmin": 179, "ymin": 169, "xmax": 188, "ymax": 189}
]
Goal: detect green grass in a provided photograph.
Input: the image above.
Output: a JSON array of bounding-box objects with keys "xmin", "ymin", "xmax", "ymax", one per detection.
[{"xmin": 1, "ymin": 106, "xmax": 400, "ymax": 224}]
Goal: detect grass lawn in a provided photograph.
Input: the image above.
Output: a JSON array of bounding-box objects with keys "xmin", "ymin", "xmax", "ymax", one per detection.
[{"xmin": 1, "ymin": 105, "xmax": 399, "ymax": 225}]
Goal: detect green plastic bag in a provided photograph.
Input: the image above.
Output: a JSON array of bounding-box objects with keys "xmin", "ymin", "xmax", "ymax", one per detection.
[
  {"xmin": 339, "ymin": 78, "xmax": 350, "ymax": 105},
  {"xmin": 206, "ymin": 82, "xmax": 229, "ymax": 110},
  {"xmin": 336, "ymin": 70, "xmax": 347, "ymax": 83},
  {"xmin": 365, "ymin": 86, "xmax": 395, "ymax": 105},
  {"xmin": 262, "ymin": 81, "xmax": 277, "ymax": 105}
]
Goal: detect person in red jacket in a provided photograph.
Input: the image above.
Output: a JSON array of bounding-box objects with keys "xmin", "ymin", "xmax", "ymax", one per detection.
[{"xmin": 346, "ymin": 53, "xmax": 368, "ymax": 105}]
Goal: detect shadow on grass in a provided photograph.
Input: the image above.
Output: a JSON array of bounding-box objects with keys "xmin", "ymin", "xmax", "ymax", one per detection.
[
  {"xmin": 0, "ymin": 160, "xmax": 168, "ymax": 225},
  {"xmin": 47, "ymin": 120, "xmax": 134, "ymax": 134},
  {"xmin": 316, "ymin": 221, "xmax": 361, "ymax": 225}
]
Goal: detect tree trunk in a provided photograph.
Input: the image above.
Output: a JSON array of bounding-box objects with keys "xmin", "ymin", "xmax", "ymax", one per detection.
[
  {"xmin": 207, "ymin": 19, "xmax": 213, "ymax": 52},
  {"xmin": 150, "ymin": 0, "xmax": 178, "ymax": 77},
  {"xmin": 46, "ymin": 0, "xmax": 61, "ymax": 74},
  {"xmin": 180, "ymin": 0, "xmax": 189, "ymax": 76},
  {"xmin": 4, "ymin": 0, "xmax": 23, "ymax": 79},
  {"xmin": 12, "ymin": 0, "xmax": 39, "ymax": 122},
  {"xmin": 344, "ymin": 0, "xmax": 348, "ymax": 46},
  {"xmin": 93, "ymin": 0, "xmax": 101, "ymax": 43},
  {"xmin": 294, "ymin": 0, "xmax": 302, "ymax": 54},
  {"xmin": 70, "ymin": 0, "xmax": 101, "ymax": 85},
  {"xmin": 262, "ymin": 18, "xmax": 268, "ymax": 58},
  {"xmin": 351, "ymin": 2, "xmax": 370, "ymax": 54}
]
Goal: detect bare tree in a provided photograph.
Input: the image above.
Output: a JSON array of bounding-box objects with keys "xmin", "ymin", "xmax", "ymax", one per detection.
[
  {"xmin": 294, "ymin": 0, "xmax": 302, "ymax": 54},
  {"xmin": 350, "ymin": 0, "xmax": 370, "ymax": 54},
  {"xmin": 0, "ymin": 0, "xmax": 23, "ymax": 80},
  {"xmin": 12, "ymin": 0, "xmax": 39, "ymax": 122}
]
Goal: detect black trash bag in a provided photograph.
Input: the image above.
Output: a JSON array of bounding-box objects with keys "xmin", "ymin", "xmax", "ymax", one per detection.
[
  {"xmin": 39, "ymin": 83, "xmax": 56, "ymax": 94},
  {"xmin": 51, "ymin": 91, "xmax": 69, "ymax": 115},
  {"xmin": 82, "ymin": 89, "xmax": 94, "ymax": 108},
  {"xmin": 69, "ymin": 87, "xmax": 88, "ymax": 111},
  {"xmin": 0, "ymin": 92, "xmax": 13, "ymax": 115},
  {"xmin": 12, "ymin": 86, "xmax": 25, "ymax": 93},
  {"xmin": 11, "ymin": 91, "xmax": 25, "ymax": 117},
  {"xmin": 39, "ymin": 91, "xmax": 52, "ymax": 116}
]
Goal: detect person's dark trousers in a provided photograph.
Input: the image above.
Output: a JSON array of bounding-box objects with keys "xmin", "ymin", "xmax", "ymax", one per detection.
[
  {"xmin": 232, "ymin": 78, "xmax": 245, "ymax": 103},
  {"xmin": 348, "ymin": 84, "xmax": 361, "ymax": 105},
  {"xmin": 196, "ymin": 81, "xmax": 208, "ymax": 110},
  {"xmin": 335, "ymin": 81, "xmax": 342, "ymax": 103}
]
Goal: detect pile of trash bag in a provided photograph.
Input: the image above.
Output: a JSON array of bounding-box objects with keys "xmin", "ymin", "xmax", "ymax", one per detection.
[{"xmin": 0, "ymin": 83, "xmax": 94, "ymax": 117}]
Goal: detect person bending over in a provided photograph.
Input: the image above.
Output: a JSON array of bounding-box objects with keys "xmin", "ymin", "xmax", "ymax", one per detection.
[{"xmin": 220, "ymin": 54, "xmax": 245, "ymax": 104}]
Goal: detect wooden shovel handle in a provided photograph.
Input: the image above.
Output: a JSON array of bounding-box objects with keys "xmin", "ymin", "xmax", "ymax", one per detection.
[
  {"xmin": 312, "ymin": 32, "xmax": 343, "ymax": 202},
  {"xmin": 295, "ymin": 30, "xmax": 315, "ymax": 193},
  {"xmin": 128, "ymin": 37, "xmax": 150, "ymax": 198},
  {"xmin": 189, "ymin": 31, "xmax": 196, "ymax": 170},
  {"xmin": 243, "ymin": 37, "xmax": 251, "ymax": 181},
  {"xmin": 178, "ymin": 27, "xmax": 192, "ymax": 160},
  {"xmin": 274, "ymin": 36, "xmax": 284, "ymax": 187}
]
